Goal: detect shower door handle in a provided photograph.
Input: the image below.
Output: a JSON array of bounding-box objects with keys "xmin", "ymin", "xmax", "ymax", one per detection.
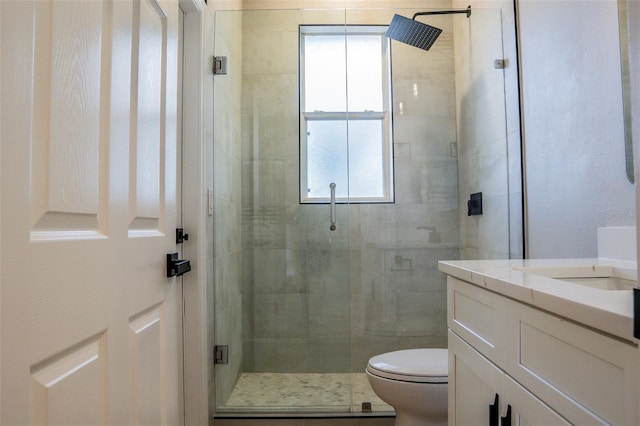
[{"xmin": 329, "ymin": 182, "xmax": 336, "ymax": 231}]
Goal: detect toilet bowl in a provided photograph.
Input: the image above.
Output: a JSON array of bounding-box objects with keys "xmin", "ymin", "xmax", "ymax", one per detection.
[{"xmin": 366, "ymin": 348, "xmax": 448, "ymax": 426}]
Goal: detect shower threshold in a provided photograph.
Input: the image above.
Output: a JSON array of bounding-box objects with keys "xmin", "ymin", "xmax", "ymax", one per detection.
[{"xmin": 217, "ymin": 372, "xmax": 393, "ymax": 416}]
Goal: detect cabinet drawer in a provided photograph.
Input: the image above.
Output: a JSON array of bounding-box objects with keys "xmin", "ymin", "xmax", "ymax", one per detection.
[
  {"xmin": 504, "ymin": 299, "xmax": 639, "ymax": 425},
  {"xmin": 447, "ymin": 277, "xmax": 505, "ymax": 364}
]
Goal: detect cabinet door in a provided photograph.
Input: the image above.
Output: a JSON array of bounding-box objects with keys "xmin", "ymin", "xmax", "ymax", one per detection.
[
  {"xmin": 504, "ymin": 298, "xmax": 638, "ymax": 425},
  {"xmin": 449, "ymin": 330, "xmax": 503, "ymax": 426},
  {"xmin": 504, "ymin": 375, "xmax": 570, "ymax": 426}
]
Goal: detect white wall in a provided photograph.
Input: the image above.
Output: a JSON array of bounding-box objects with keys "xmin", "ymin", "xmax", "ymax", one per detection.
[{"xmin": 519, "ymin": 0, "xmax": 636, "ymax": 258}]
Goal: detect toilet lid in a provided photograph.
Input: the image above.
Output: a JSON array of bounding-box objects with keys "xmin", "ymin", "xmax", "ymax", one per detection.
[{"xmin": 366, "ymin": 349, "xmax": 448, "ymax": 383}]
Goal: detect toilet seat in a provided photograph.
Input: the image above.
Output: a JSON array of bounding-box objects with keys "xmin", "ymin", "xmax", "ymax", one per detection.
[{"xmin": 366, "ymin": 348, "xmax": 448, "ymax": 384}]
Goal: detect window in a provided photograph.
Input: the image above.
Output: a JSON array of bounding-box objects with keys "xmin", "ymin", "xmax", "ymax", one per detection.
[{"xmin": 299, "ymin": 25, "xmax": 394, "ymax": 203}]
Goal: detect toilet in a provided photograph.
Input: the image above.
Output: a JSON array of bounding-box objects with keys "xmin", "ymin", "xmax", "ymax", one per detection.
[{"xmin": 366, "ymin": 348, "xmax": 448, "ymax": 426}]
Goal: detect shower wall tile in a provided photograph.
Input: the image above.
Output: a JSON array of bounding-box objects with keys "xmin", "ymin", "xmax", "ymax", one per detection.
[
  {"xmin": 240, "ymin": 162, "xmax": 253, "ymax": 206},
  {"xmin": 251, "ymin": 338, "xmax": 310, "ymax": 372},
  {"xmin": 393, "ymin": 142, "xmax": 411, "ymax": 158},
  {"xmin": 253, "ymin": 293, "xmax": 309, "ymax": 338},
  {"xmin": 242, "ymin": 284, "xmax": 255, "ymax": 340},
  {"xmin": 214, "ymin": 148, "xmax": 242, "ymax": 204},
  {"xmin": 394, "ymin": 158, "xmax": 459, "ymax": 206},
  {"xmin": 246, "ymin": 205, "xmax": 286, "ymax": 248},
  {"xmin": 241, "ymin": 115, "xmax": 298, "ymax": 162},
  {"xmin": 390, "ymin": 33, "xmax": 454, "ymax": 76},
  {"xmin": 215, "ymin": 253, "xmax": 243, "ymax": 311},
  {"xmin": 303, "ymin": 248, "xmax": 350, "ymax": 296},
  {"xmin": 309, "ymin": 293, "xmax": 349, "ymax": 338},
  {"xmin": 214, "ymin": 199, "xmax": 242, "ymax": 257},
  {"xmin": 356, "ymin": 205, "xmax": 459, "ymax": 250},
  {"xmin": 459, "ymin": 194, "xmax": 511, "ymax": 259},
  {"xmin": 381, "ymin": 248, "xmax": 457, "ymax": 293},
  {"xmin": 308, "ymin": 336, "xmax": 351, "ymax": 372},
  {"xmin": 285, "ymin": 205, "xmax": 351, "ymax": 251},
  {"xmin": 252, "ymin": 248, "xmax": 308, "ymax": 294},
  {"xmin": 242, "ymin": 338, "xmax": 255, "ymax": 372},
  {"xmin": 477, "ymin": 137, "xmax": 509, "ymax": 198},
  {"xmin": 242, "ymin": 74, "xmax": 298, "ymax": 118},
  {"xmin": 392, "ymin": 116, "xmax": 457, "ymax": 158},
  {"xmin": 248, "ymin": 160, "xmax": 288, "ymax": 206},
  {"xmin": 392, "ymin": 75, "xmax": 456, "ymax": 118},
  {"xmin": 242, "ymin": 9, "xmax": 304, "ymax": 35},
  {"xmin": 243, "ymin": 30, "xmax": 299, "ymax": 75},
  {"xmin": 395, "ymin": 291, "xmax": 447, "ymax": 336},
  {"xmin": 349, "ymin": 248, "xmax": 385, "ymax": 297}
]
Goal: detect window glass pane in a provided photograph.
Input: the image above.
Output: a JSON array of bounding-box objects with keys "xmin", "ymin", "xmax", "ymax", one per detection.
[
  {"xmin": 306, "ymin": 120, "xmax": 349, "ymax": 198},
  {"xmin": 347, "ymin": 35, "xmax": 383, "ymax": 112},
  {"xmin": 348, "ymin": 120, "xmax": 384, "ymax": 197},
  {"xmin": 304, "ymin": 35, "xmax": 347, "ymax": 112}
]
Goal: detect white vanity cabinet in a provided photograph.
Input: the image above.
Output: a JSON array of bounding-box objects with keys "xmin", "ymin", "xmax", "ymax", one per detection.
[
  {"xmin": 447, "ymin": 276, "xmax": 639, "ymax": 425},
  {"xmin": 449, "ymin": 330, "xmax": 569, "ymax": 425}
]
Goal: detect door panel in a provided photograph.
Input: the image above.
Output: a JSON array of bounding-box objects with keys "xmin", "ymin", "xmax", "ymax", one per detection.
[
  {"xmin": 1, "ymin": 0, "xmax": 182, "ymax": 424},
  {"xmin": 130, "ymin": 0, "xmax": 165, "ymax": 234},
  {"xmin": 31, "ymin": 0, "xmax": 107, "ymax": 240},
  {"xmin": 31, "ymin": 335, "xmax": 108, "ymax": 426},
  {"xmin": 130, "ymin": 306, "xmax": 166, "ymax": 425}
]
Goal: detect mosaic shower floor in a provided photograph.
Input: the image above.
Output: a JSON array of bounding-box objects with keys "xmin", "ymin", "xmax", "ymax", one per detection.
[{"xmin": 221, "ymin": 373, "xmax": 393, "ymax": 414}]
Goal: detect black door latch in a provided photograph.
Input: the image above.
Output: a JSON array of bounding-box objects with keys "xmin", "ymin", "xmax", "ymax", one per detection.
[{"xmin": 167, "ymin": 253, "xmax": 191, "ymax": 277}]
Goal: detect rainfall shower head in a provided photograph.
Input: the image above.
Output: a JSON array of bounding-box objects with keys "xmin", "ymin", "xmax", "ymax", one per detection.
[
  {"xmin": 385, "ymin": 6, "xmax": 472, "ymax": 51},
  {"xmin": 385, "ymin": 14, "xmax": 442, "ymax": 51}
]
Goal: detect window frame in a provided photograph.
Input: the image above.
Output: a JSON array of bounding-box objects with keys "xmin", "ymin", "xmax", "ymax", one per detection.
[{"xmin": 299, "ymin": 24, "xmax": 395, "ymax": 204}]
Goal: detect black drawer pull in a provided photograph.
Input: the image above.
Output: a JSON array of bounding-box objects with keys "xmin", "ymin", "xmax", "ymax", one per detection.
[{"xmin": 489, "ymin": 394, "xmax": 499, "ymax": 426}]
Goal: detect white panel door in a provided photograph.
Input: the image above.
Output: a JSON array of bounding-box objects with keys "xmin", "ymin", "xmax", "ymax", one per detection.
[{"xmin": 0, "ymin": 0, "xmax": 183, "ymax": 424}]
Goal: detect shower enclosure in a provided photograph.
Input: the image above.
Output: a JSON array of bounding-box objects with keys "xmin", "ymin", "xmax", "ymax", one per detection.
[{"xmin": 211, "ymin": 4, "xmax": 522, "ymax": 418}]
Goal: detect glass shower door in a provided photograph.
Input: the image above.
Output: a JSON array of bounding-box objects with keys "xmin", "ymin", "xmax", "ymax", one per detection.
[{"xmin": 212, "ymin": 8, "xmax": 353, "ymax": 415}]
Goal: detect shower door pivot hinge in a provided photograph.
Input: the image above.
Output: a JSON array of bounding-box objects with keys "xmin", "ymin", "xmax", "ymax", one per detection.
[
  {"xmin": 214, "ymin": 345, "xmax": 229, "ymax": 364},
  {"xmin": 213, "ymin": 56, "xmax": 227, "ymax": 75}
]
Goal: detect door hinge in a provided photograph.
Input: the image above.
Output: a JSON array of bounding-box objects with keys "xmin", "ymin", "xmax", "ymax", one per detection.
[
  {"xmin": 213, "ymin": 56, "xmax": 227, "ymax": 75},
  {"xmin": 214, "ymin": 345, "xmax": 229, "ymax": 364}
]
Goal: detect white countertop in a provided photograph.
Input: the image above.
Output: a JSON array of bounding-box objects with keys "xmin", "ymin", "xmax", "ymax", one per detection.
[{"xmin": 438, "ymin": 258, "xmax": 638, "ymax": 343}]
